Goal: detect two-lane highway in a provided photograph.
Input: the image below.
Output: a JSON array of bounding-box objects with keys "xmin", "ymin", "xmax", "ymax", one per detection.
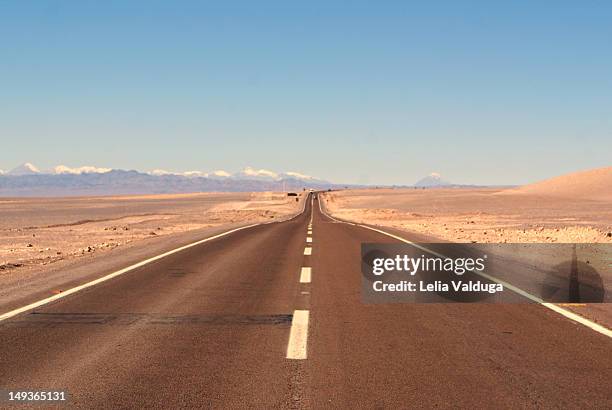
[{"xmin": 0, "ymin": 193, "xmax": 611, "ymax": 408}]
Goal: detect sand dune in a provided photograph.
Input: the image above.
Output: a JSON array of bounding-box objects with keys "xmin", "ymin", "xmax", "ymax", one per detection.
[{"xmin": 501, "ymin": 166, "xmax": 612, "ymax": 201}]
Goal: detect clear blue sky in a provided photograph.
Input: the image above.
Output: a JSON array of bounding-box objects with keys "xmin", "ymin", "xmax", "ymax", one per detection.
[{"xmin": 1, "ymin": 1, "xmax": 611, "ymax": 185}]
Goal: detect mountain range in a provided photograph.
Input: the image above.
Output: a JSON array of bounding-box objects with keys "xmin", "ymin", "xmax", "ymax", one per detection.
[
  {"xmin": 0, "ymin": 163, "xmax": 334, "ymax": 196},
  {"xmin": 0, "ymin": 163, "xmax": 489, "ymax": 196}
]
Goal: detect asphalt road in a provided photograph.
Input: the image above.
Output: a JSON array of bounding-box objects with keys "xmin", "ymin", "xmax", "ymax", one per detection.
[{"xmin": 1, "ymin": 193, "xmax": 611, "ymax": 408}]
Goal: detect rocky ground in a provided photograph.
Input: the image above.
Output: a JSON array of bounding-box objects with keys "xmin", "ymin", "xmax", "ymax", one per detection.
[
  {"xmin": 0, "ymin": 191, "xmax": 303, "ymax": 275},
  {"xmin": 322, "ymin": 188, "xmax": 612, "ymax": 243}
]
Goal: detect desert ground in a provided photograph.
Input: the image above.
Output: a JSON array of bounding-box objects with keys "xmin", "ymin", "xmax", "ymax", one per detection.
[
  {"xmin": 0, "ymin": 191, "xmax": 303, "ymax": 276},
  {"xmin": 323, "ymin": 168, "xmax": 612, "ymax": 244},
  {"xmin": 322, "ymin": 167, "xmax": 612, "ymax": 326}
]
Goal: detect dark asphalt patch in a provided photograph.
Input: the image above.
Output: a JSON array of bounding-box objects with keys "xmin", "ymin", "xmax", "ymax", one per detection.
[{"xmin": 3, "ymin": 312, "xmax": 293, "ymax": 327}]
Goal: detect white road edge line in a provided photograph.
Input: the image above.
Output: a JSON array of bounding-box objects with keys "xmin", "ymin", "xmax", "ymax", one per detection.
[
  {"xmin": 300, "ymin": 267, "xmax": 312, "ymax": 283},
  {"xmin": 318, "ymin": 194, "xmax": 612, "ymax": 339},
  {"xmin": 286, "ymin": 309, "xmax": 309, "ymax": 359},
  {"xmin": 0, "ymin": 193, "xmax": 313, "ymax": 323}
]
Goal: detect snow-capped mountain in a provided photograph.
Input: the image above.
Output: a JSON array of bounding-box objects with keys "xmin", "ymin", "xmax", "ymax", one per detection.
[
  {"xmin": 181, "ymin": 171, "xmax": 208, "ymax": 178},
  {"xmin": 148, "ymin": 169, "xmax": 230, "ymax": 179},
  {"xmin": 6, "ymin": 163, "xmax": 112, "ymax": 176},
  {"xmin": 231, "ymin": 167, "xmax": 321, "ymax": 182},
  {"xmin": 53, "ymin": 165, "xmax": 112, "ymax": 175},
  {"xmin": 206, "ymin": 170, "xmax": 231, "ymax": 179},
  {"xmin": 280, "ymin": 171, "xmax": 318, "ymax": 181},
  {"xmin": 8, "ymin": 162, "xmax": 41, "ymax": 176},
  {"xmin": 148, "ymin": 169, "xmax": 174, "ymax": 176},
  {"xmin": 232, "ymin": 167, "xmax": 279, "ymax": 181},
  {"xmin": 145, "ymin": 166, "xmax": 321, "ymax": 182},
  {"xmin": 414, "ymin": 172, "xmax": 452, "ymax": 187}
]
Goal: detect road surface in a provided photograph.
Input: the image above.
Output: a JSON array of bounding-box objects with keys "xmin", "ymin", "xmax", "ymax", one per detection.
[{"xmin": 1, "ymin": 193, "xmax": 611, "ymax": 408}]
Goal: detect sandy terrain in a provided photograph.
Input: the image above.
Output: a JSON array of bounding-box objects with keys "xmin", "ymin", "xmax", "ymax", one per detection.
[
  {"xmin": 322, "ymin": 167, "xmax": 612, "ymax": 327},
  {"xmin": 502, "ymin": 166, "xmax": 612, "ymax": 201},
  {"xmin": 322, "ymin": 167, "xmax": 612, "ymax": 244},
  {"xmin": 0, "ymin": 191, "xmax": 303, "ymax": 275}
]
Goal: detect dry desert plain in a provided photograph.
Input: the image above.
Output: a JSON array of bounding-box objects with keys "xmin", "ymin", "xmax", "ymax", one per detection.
[
  {"xmin": 0, "ymin": 192, "xmax": 302, "ymax": 294},
  {"xmin": 323, "ymin": 167, "xmax": 612, "ymax": 244},
  {"xmin": 322, "ymin": 167, "xmax": 612, "ymax": 327}
]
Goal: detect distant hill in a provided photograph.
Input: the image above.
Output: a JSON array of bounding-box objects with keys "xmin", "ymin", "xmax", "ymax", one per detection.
[
  {"xmin": 414, "ymin": 173, "xmax": 452, "ymax": 187},
  {"xmin": 0, "ymin": 164, "xmax": 337, "ymax": 196},
  {"xmin": 500, "ymin": 166, "xmax": 612, "ymax": 201}
]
